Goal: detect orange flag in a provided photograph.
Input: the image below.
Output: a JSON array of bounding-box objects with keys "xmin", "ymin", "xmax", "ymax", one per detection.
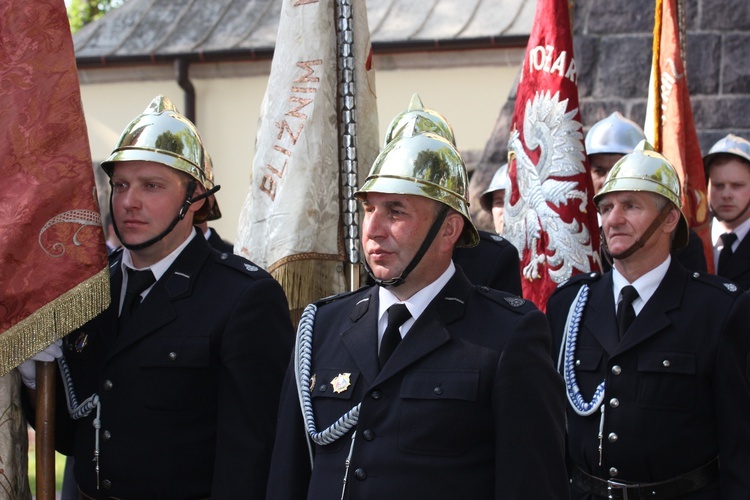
[
  {"xmin": 505, "ymin": 0, "xmax": 600, "ymax": 312},
  {"xmin": 644, "ymin": 0, "xmax": 712, "ymax": 272},
  {"xmin": 0, "ymin": 0, "xmax": 110, "ymax": 375}
]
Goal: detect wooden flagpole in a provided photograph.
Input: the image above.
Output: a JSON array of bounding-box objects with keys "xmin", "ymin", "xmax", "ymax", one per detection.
[{"xmin": 35, "ymin": 361, "xmax": 57, "ymax": 500}]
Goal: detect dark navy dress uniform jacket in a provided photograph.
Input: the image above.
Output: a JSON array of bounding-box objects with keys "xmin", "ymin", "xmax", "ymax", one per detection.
[
  {"xmin": 547, "ymin": 259, "xmax": 750, "ymax": 499},
  {"xmin": 56, "ymin": 234, "xmax": 294, "ymax": 499},
  {"xmin": 267, "ymin": 269, "xmax": 569, "ymax": 500}
]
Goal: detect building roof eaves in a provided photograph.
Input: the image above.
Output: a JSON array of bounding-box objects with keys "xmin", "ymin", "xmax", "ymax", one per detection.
[{"xmin": 75, "ymin": 34, "xmax": 529, "ymax": 69}]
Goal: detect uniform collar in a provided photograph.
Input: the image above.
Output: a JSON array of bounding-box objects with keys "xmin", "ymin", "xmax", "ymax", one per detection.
[
  {"xmin": 120, "ymin": 228, "xmax": 197, "ymax": 301},
  {"xmin": 612, "ymin": 255, "xmax": 670, "ymax": 315},
  {"xmin": 712, "ymin": 215, "xmax": 750, "ymax": 247},
  {"xmin": 377, "ymin": 261, "xmax": 456, "ymax": 340}
]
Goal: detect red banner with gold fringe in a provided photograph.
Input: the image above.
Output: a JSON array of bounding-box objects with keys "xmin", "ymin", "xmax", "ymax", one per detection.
[{"xmin": 0, "ymin": 0, "xmax": 110, "ymax": 376}]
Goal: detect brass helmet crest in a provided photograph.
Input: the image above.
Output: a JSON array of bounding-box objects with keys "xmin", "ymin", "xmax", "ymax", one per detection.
[{"xmin": 356, "ymin": 95, "xmax": 479, "ymax": 247}]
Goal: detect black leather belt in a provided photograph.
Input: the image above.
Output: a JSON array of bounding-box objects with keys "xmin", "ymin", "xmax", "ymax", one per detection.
[{"xmin": 571, "ymin": 458, "xmax": 719, "ymax": 499}]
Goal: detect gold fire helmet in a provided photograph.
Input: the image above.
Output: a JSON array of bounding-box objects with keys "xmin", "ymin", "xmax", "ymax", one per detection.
[
  {"xmin": 594, "ymin": 140, "xmax": 689, "ymax": 250},
  {"xmin": 355, "ymin": 129, "xmax": 479, "ymax": 248},
  {"xmin": 585, "ymin": 112, "xmax": 646, "ymax": 156},
  {"xmin": 101, "ymin": 95, "xmax": 220, "ymax": 222},
  {"xmin": 383, "ymin": 93, "xmax": 457, "ymax": 147}
]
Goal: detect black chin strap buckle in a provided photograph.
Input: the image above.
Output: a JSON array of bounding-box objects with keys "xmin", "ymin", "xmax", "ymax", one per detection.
[
  {"xmin": 179, "ymin": 184, "xmax": 221, "ymax": 219},
  {"xmin": 178, "ymin": 181, "xmax": 199, "ymax": 220}
]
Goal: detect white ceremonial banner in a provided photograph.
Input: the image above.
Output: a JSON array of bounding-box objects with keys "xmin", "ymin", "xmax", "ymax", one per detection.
[{"xmin": 236, "ymin": 0, "xmax": 378, "ymax": 317}]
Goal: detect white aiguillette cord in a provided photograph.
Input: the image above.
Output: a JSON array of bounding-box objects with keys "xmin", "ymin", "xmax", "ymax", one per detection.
[{"xmin": 558, "ymin": 284, "xmax": 607, "ymax": 466}]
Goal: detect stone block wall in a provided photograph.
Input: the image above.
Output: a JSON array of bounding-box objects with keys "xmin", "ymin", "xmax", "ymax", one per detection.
[{"xmin": 469, "ymin": 0, "xmax": 750, "ymax": 231}]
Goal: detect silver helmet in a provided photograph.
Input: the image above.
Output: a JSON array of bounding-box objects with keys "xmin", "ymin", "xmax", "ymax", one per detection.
[
  {"xmin": 585, "ymin": 112, "xmax": 646, "ymax": 156},
  {"xmin": 479, "ymin": 163, "xmax": 508, "ymax": 213},
  {"xmin": 703, "ymin": 134, "xmax": 750, "ymax": 171}
]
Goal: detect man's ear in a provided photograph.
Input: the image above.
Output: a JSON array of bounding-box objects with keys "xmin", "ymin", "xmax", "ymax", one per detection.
[
  {"xmin": 188, "ymin": 183, "xmax": 207, "ymax": 214},
  {"xmin": 662, "ymin": 207, "xmax": 680, "ymax": 233},
  {"xmin": 441, "ymin": 212, "xmax": 464, "ymax": 249}
]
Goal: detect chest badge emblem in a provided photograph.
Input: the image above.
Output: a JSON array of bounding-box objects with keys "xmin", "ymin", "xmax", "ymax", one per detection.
[
  {"xmin": 75, "ymin": 332, "xmax": 89, "ymax": 353},
  {"xmin": 331, "ymin": 373, "xmax": 351, "ymax": 394}
]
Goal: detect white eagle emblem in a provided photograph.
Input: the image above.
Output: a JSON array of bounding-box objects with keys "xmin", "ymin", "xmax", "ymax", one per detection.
[{"xmin": 505, "ymin": 90, "xmax": 596, "ymax": 283}]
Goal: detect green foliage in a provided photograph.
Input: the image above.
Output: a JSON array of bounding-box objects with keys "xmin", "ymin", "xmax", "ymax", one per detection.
[
  {"xmin": 27, "ymin": 451, "xmax": 66, "ymax": 493},
  {"xmin": 27, "ymin": 428, "xmax": 66, "ymax": 493},
  {"xmin": 67, "ymin": 0, "xmax": 125, "ymax": 33}
]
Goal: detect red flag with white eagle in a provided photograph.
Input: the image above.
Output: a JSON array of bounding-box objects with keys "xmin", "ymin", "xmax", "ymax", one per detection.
[{"xmin": 505, "ymin": 0, "xmax": 600, "ymax": 312}]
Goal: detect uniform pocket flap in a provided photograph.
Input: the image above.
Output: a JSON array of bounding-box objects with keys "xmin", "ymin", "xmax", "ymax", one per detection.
[
  {"xmin": 401, "ymin": 370, "xmax": 479, "ymax": 401},
  {"xmin": 573, "ymin": 348, "xmax": 603, "ymax": 371},
  {"xmin": 638, "ymin": 352, "xmax": 695, "ymax": 374},
  {"xmin": 140, "ymin": 337, "xmax": 210, "ymax": 368}
]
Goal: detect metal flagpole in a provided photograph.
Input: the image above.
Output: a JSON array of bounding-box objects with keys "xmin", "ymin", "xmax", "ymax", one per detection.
[{"xmin": 336, "ymin": 0, "xmax": 362, "ymax": 292}]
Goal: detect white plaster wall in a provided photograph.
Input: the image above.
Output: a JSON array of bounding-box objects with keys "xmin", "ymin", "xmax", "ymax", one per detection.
[{"xmin": 79, "ymin": 59, "xmax": 519, "ymax": 243}]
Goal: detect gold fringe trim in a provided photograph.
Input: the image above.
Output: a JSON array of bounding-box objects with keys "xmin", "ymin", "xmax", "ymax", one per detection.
[
  {"xmin": 0, "ymin": 267, "xmax": 110, "ymax": 377},
  {"xmin": 272, "ymin": 258, "xmax": 346, "ymax": 326}
]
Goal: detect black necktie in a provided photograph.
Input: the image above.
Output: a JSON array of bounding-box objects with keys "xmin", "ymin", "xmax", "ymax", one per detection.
[
  {"xmin": 718, "ymin": 232, "xmax": 738, "ymax": 276},
  {"xmin": 120, "ymin": 269, "xmax": 155, "ymax": 326},
  {"xmin": 379, "ymin": 304, "xmax": 411, "ymax": 368},
  {"xmin": 616, "ymin": 285, "xmax": 638, "ymax": 340}
]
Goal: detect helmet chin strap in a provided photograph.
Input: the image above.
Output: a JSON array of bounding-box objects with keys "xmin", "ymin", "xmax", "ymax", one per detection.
[
  {"xmin": 601, "ymin": 203, "xmax": 672, "ymax": 261},
  {"xmin": 111, "ymin": 181, "xmax": 221, "ymax": 252},
  {"xmin": 365, "ymin": 205, "xmax": 449, "ymax": 288}
]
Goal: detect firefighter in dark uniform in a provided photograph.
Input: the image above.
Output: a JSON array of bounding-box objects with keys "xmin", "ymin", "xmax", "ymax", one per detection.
[
  {"xmin": 586, "ymin": 112, "xmax": 707, "ymax": 272},
  {"xmin": 266, "ymin": 99, "xmax": 568, "ymax": 500},
  {"xmin": 194, "ymin": 153, "xmax": 235, "ymax": 254},
  {"xmin": 454, "ymin": 162, "xmax": 523, "ymax": 295},
  {"xmin": 547, "ymin": 141, "xmax": 750, "ymax": 499},
  {"xmin": 705, "ymin": 134, "xmax": 750, "ymax": 289},
  {"xmin": 365, "ymin": 95, "xmax": 522, "ymax": 295},
  {"xmin": 55, "ymin": 96, "xmax": 294, "ymax": 499}
]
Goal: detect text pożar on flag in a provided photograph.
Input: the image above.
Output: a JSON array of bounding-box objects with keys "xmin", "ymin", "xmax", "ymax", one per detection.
[
  {"xmin": 644, "ymin": 0, "xmax": 712, "ymax": 272},
  {"xmin": 235, "ymin": 0, "xmax": 378, "ymax": 322},
  {"xmin": 0, "ymin": 0, "xmax": 110, "ymax": 375},
  {"xmin": 505, "ymin": 0, "xmax": 600, "ymax": 312}
]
